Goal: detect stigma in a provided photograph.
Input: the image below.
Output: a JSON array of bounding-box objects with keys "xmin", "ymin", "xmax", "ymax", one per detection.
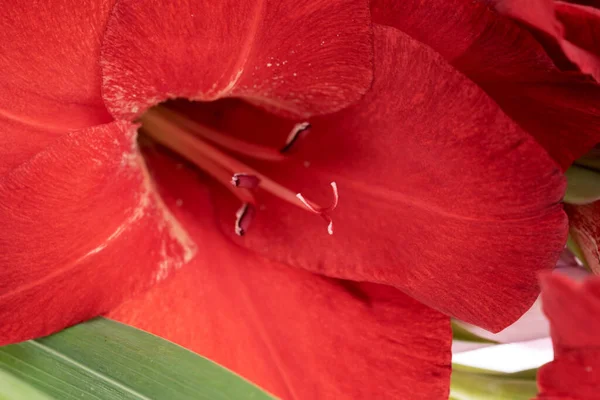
[{"xmin": 140, "ymin": 107, "xmax": 338, "ymax": 236}]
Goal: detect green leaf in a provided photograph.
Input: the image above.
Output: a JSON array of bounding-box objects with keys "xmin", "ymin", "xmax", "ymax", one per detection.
[
  {"xmin": 564, "ymin": 165, "xmax": 600, "ymax": 205},
  {"xmin": 450, "ymin": 370, "xmax": 537, "ymax": 400},
  {"xmin": 0, "ymin": 369, "xmax": 54, "ymax": 400},
  {"xmin": 0, "ymin": 318, "xmax": 275, "ymax": 400},
  {"xmin": 452, "ymin": 364, "xmax": 538, "ymax": 380},
  {"xmin": 451, "ymin": 321, "xmax": 496, "ymax": 343}
]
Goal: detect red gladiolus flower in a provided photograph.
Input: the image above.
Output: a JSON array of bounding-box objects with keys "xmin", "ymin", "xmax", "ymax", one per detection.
[
  {"xmin": 535, "ymin": 273, "xmax": 600, "ymax": 399},
  {"xmin": 1, "ymin": 0, "xmax": 598, "ymax": 398}
]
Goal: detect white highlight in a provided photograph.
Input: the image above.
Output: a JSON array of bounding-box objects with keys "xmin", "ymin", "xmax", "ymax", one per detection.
[{"xmin": 452, "ymin": 338, "xmax": 553, "ymax": 373}]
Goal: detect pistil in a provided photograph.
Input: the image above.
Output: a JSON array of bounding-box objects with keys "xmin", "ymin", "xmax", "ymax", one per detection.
[{"xmin": 141, "ymin": 109, "xmax": 338, "ymax": 236}]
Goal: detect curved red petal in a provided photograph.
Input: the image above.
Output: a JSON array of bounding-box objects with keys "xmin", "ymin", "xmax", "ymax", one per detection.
[
  {"xmin": 534, "ymin": 274, "xmax": 600, "ymax": 400},
  {"xmin": 565, "ymin": 0, "xmax": 600, "ymax": 8},
  {"xmin": 108, "ymin": 151, "xmax": 451, "ymax": 400},
  {"xmin": 492, "ymin": 0, "xmax": 600, "ymax": 82},
  {"xmin": 492, "ymin": 0, "xmax": 560, "ymax": 36},
  {"xmin": 565, "ymin": 201, "xmax": 600, "ymax": 274},
  {"xmin": 100, "ymin": 0, "xmax": 373, "ymax": 120},
  {"xmin": 1, "ymin": 1, "xmax": 113, "ymax": 130},
  {"xmin": 0, "ymin": 119, "xmax": 64, "ymax": 176},
  {"xmin": 0, "ymin": 122, "xmax": 196, "ymax": 345},
  {"xmin": 556, "ymin": 2, "xmax": 600, "ymax": 57},
  {"xmin": 371, "ymin": 0, "xmax": 600, "ymax": 170},
  {"xmin": 210, "ymin": 26, "xmax": 567, "ymax": 332},
  {"xmin": 554, "ymin": 2, "xmax": 600, "ymax": 76}
]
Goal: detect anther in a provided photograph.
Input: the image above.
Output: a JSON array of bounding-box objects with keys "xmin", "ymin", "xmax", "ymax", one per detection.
[
  {"xmin": 235, "ymin": 203, "xmax": 255, "ymax": 236},
  {"xmin": 280, "ymin": 122, "xmax": 311, "ymax": 153},
  {"xmin": 231, "ymin": 173, "xmax": 260, "ymax": 189}
]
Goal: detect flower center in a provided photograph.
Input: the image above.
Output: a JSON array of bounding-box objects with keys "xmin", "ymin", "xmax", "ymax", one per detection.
[{"xmin": 140, "ymin": 106, "xmax": 338, "ymax": 236}]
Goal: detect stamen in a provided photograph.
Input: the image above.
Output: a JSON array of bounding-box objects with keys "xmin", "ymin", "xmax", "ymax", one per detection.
[
  {"xmin": 152, "ymin": 107, "xmax": 286, "ymax": 161},
  {"xmin": 235, "ymin": 203, "xmax": 255, "ymax": 236},
  {"xmin": 231, "ymin": 173, "xmax": 260, "ymax": 189},
  {"xmin": 142, "ymin": 111, "xmax": 337, "ymax": 236},
  {"xmin": 142, "ymin": 116, "xmax": 256, "ymax": 205},
  {"xmin": 280, "ymin": 122, "xmax": 311, "ymax": 153}
]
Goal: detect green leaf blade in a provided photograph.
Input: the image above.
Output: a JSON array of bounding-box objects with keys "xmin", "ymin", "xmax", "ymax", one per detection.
[
  {"xmin": 0, "ymin": 318, "xmax": 275, "ymax": 400},
  {"xmin": 0, "ymin": 369, "xmax": 55, "ymax": 400}
]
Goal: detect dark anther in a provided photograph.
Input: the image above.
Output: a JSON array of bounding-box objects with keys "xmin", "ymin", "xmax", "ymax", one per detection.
[
  {"xmin": 235, "ymin": 203, "xmax": 255, "ymax": 236},
  {"xmin": 280, "ymin": 122, "xmax": 311, "ymax": 154}
]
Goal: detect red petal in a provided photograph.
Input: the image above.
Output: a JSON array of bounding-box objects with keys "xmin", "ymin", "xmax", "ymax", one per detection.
[
  {"xmin": 565, "ymin": 0, "xmax": 600, "ymax": 8},
  {"xmin": 534, "ymin": 273, "xmax": 600, "ymax": 400},
  {"xmin": 556, "ymin": 2, "xmax": 600, "ymax": 58},
  {"xmin": 210, "ymin": 26, "xmax": 568, "ymax": 332},
  {"xmin": 0, "ymin": 119, "xmax": 64, "ymax": 176},
  {"xmin": 370, "ymin": 0, "xmax": 600, "ymax": 170},
  {"xmin": 491, "ymin": 0, "xmax": 560, "ymax": 37},
  {"xmin": 492, "ymin": 0, "xmax": 600, "ymax": 81},
  {"xmin": 100, "ymin": 0, "xmax": 372, "ymax": 119},
  {"xmin": 108, "ymin": 150, "xmax": 452, "ymax": 400},
  {"xmin": 0, "ymin": 122, "xmax": 196, "ymax": 345},
  {"xmin": 565, "ymin": 201, "xmax": 600, "ymax": 274},
  {"xmin": 557, "ymin": 2, "xmax": 600, "ymax": 51},
  {"xmin": 1, "ymin": 1, "xmax": 112, "ymax": 130}
]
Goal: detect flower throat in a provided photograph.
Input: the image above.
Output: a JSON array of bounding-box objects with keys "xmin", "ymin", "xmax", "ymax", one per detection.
[{"xmin": 140, "ymin": 106, "xmax": 338, "ymax": 236}]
